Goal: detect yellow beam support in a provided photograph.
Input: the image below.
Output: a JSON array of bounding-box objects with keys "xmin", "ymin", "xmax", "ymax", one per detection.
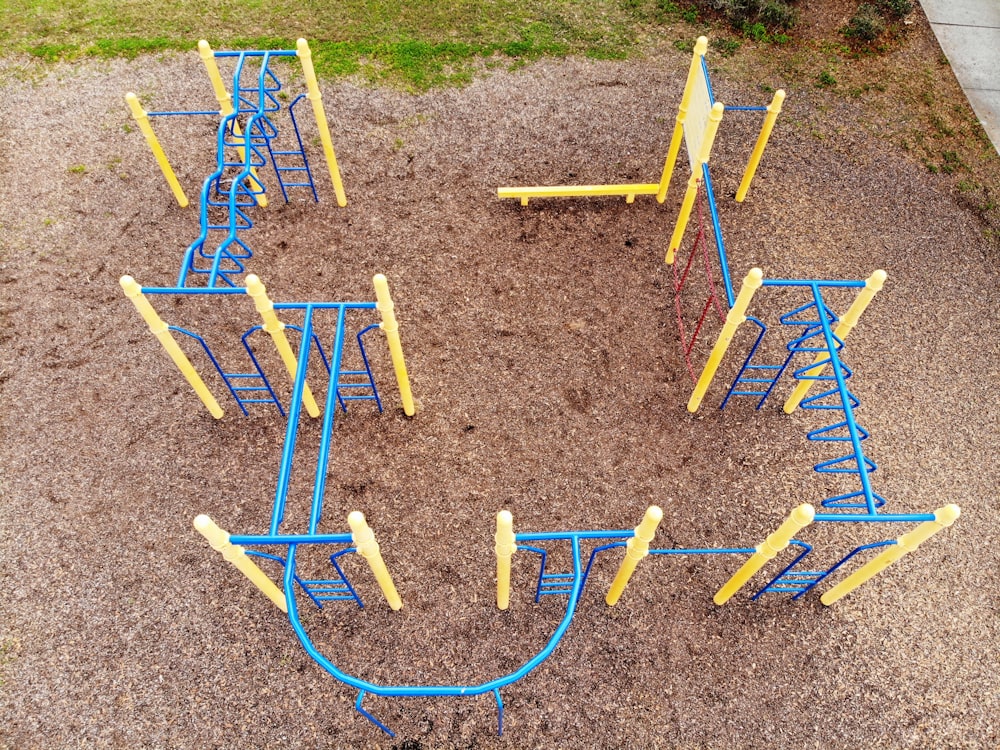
[
  {"xmin": 120, "ymin": 276, "xmax": 224, "ymax": 419},
  {"xmin": 657, "ymin": 36, "xmax": 709, "ymax": 203},
  {"xmin": 735, "ymin": 89, "xmax": 785, "ymax": 203},
  {"xmin": 197, "ymin": 40, "xmax": 268, "ymax": 208},
  {"xmin": 497, "ymin": 183, "xmax": 661, "ymax": 206},
  {"xmin": 125, "ymin": 93, "xmax": 189, "ymax": 207},
  {"xmin": 194, "ymin": 514, "xmax": 288, "ymax": 612},
  {"xmin": 297, "ymin": 38, "xmax": 348, "ymax": 207},
  {"xmin": 495, "ymin": 510, "xmax": 516, "ymax": 610},
  {"xmin": 244, "ymin": 274, "xmax": 320, "ymax": 418},
  {"xmin": 820, "ymin": 505, "xmax": 960, "ymax": 606},
  {"xmin": 605, "ymin": 506, "xmax": 663, "ymax": 606},
  {"xmin": 687, "ymin": 267, "xmax": 764, "ymax": 413},
  {"xmin": 373, "ymin": 274, "xmax": 416, "ymax": 417},
  {"xmin": 714, "ymin": 504, "xmax": 814, "ymax": 605},
  {"xmin": 783, "ymin": 269, "xmax": 887, "ymax": 414},
  {"xmin": 665, "ymin": 101, "xmax": 725, "ymax": 264},
  {"xmin": 348, "ymin": 511, "xmax": 403, "ymax": 610}
]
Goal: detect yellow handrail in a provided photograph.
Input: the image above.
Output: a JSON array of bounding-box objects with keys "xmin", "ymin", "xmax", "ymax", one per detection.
[
  {"xmin": 735, "ymin": 89, "xmax": 785, "ymax": 202},
  {"xmin": 348, "ymin": 511, "xmax": 403, "ymax": 610},
  {"xmin": 194, "ymin": 514, "xmax": 288, "ymax": 612},
  {"xmin": 605, "ymin": 506, "xmax": 663, "ymax": 606},
  {"xmin": 373, "ymin": 274, "xmax": 416, "ymax": 416},
  {"xmin": 297, "ymin": 38, "xmax": 348, "ymax": 207},
  {"xmin": 495, "ymin": 510, "xmax": 516, "ymax": 610},
  {"xmin": 125, "ymin": 93, "xmax": 189, "ymax": 207}
]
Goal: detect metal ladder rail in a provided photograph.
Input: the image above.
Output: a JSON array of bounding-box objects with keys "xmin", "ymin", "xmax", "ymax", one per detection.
[
  {"xmin": 167, "ymin": 325, "xmax": 283, "ymax": 415},
  {"xmin": 244, "ymin": 548, "xmax": 364, "ymax": 609},
  {"xmin": 265, "ymin": 93, "xmax": 319, "ymax": 202},
  {"xmin": 720, "ymin": 315, "xmax": 788, "ymax": 409},
  {"xmin": 750, "ymin": 541, "xmax": 824, "ymax": 599}
]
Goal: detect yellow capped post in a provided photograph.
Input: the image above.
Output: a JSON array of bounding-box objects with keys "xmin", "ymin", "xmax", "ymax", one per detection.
[
  {"xmin": 820, "ymin": 505, "xmax": 960, "ymax": 606},
  {"xmin": 125, "ymin": 93, "xmax": 188, "ymax": 207},
  {"xmin": 349, "ymin": 511, "xmax": 403, "ymax": 611},
  {"xmin": 666, "ymin": 101, "xmax": 725, "ymax": 264},
  {"xmin": 657, "ymin": 36, "xmax": 709, "ymax": 203},
  {"xmin": 297, "ymin": 38, "xmax": 348, "ymax": 207},
  {"xmin": 735, "ymin": 89, "xmax": 785, "ymax": 202},
  {"xmin": 783, "ymin": 270, "xmax": 887, "ymax": 414},
  {"xmin": 120, "ymin": 275, "xmax": 224, "ymax": 419},
  {"xmin": 495, "ymin": 510, "xmax": 516, "ymax": 610},
  {"xmin": 714, "ymin": 504, "xmax": 814, "ymax": 605},
  {"xmin": 194, "ymin": 514, "xmax": 288, "ymax": 612},
  {"xmin": 606, "ymin": 506, "xmax": 663, "ymax": 606},
  {"xmin": 373, "ymin": 274, "xmax": 416, "ymax": 417},
  {"xmin": 688, "ymin": 267, "xmax": 764, "ymax": 412},
  {"xmin": 245, "ymin": 274, "xmax": 320, "ymax": 418}
]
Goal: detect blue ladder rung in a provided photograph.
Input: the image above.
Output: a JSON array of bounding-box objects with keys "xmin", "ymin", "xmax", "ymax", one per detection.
[{"xmin": 731, "ymin": 390, "xmax": 770, "ymax": 397}]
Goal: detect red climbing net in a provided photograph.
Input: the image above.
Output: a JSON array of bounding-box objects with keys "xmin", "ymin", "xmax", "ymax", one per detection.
[{"xmin": 672, "ymin": 179, "xmax": 728, "ymax": 383}]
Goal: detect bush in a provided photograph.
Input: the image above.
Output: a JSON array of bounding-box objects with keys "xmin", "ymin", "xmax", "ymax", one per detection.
[
  {"xmin": 877, "ymin": 0, "xmax": 913, "ymax": 19},
  {"xmin": 841, "ymin": 4, "xmax": 885, "ymax": 42},
  {"xmin": 692, "ymin": 0, "xmax": 799, "ymax": 33}
]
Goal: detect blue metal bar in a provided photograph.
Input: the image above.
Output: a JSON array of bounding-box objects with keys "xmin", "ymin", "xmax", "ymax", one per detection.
[
  {"xmin": 649, "ymin": 547, "xmax": 756, "ymax": 555},
  {"xmin": 814, "ymin": 513, "xmax": 935, "ymax": 523},
  {"xmin": 516, "ymin": 530, "xmax": 635, "ymax": 542},
  {"xmin": 148, "ymin": 109, "xmax": 221, "ymax": 117},
  {"xmin": 700, "ymin": 56, "xmax": 715, "ymax": 104},
  {"xmin": 723, "ymin": 105, "xmax": 769, "ymax": 112},
  {"xmin": 751, "ymin": 540, "xmax": 813, "ymax": 601},
  {"xmin": 141, "ymin": 286, "xmax": 247, "ymax": 295},
  {"xmin": 275, "ymin": 301, "xmax": 377, "ymax": 311},
  {"xmin": 329, "ymin": 548, "xmax": 364, "ymax": 609},
  {"xmin": 702, "ymin": 162, "xmax": 734, "ymax": 308},
  {"xmin": 270, "ymin": 304, "xmax": 316, "ymax": 535},
  {"xmin": 793, "ymin": 540, "xmax": 896, "ymax": 600},
  {"xmin": 355, "ymin": 690, "xmax": 395, "ymax": 737},
  {"xmin": 494, "ymin": 688, "xmax": 504, "ymax": 736},
  {"xmin": 213, "ymin": 49, "xmax": 298, "ymax": 58},
  {"xmin": 230, "ymin": 533, "xmax": 353, "ymax": 545},
  {"xmin": 309, "ymin": 305, "xmax": 348, "ymax": 534},
  {"xmin": 762, "ymin": 278, "xmax": 867, "ymax": 288}
]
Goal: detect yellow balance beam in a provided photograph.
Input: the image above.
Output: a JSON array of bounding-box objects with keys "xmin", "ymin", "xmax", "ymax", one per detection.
[
  {"xmin": 373, "ymin": 274, "xmax": 416, "ymax": 416},
  {"xmin": 497, "ymin": 183, "xmax": 661, "ymax": 207}
]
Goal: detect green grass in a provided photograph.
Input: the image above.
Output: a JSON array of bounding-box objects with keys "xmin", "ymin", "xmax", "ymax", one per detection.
[{"xmin": 0, "ymin": 0, "xmax": 696, "ymax": 89}]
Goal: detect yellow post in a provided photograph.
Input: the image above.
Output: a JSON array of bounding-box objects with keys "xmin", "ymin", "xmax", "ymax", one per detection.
[
  {"xmin": 714, "ymin": 503, "xmax": 814, "ymax": 605},
  {"xmin": 244, "ymin": 274, "xmax": 320, "ymax": 418},
  {"xmin": 373, "ymin": 274, "xmax": 416, "ymax": 417},
  {"xmin": 348, "ymin": 511, "xmax": 403, "ymax": 611},
  {"xmin": 197, "ymin": 40, "xmax": 268, "ymax": 208},
  {"xmin": 783, "ymin": 269, "xmax": 887, "ymax": 414},
  {"xmin": 495, "ymin": 510, "xmax": 516, "ymax": 610},
  {"xmin": 120, "ymin": 275, "xmax": 224, "ymax": 419},
  {"xmin": 687, "ymin": 267, "xmax": 764, "ymax": 413},
  {"xmin": 193, "ymin": 514, "xmax": 288, "ymax": 613},
  {"xmin": 656, "ymin": 36, "xmax": 709, "ymax": 203},
  {"xmin": 820, "ymin": 505, "xmax": 960, "ymax": 606},
  {"xmin": 125, "ymin": 93, "xmax": 189, "ymax": 207},
  {"xmin": 735, "ymin": 89, "xmax": 785, "ymax": 202},
  {"xmin": 297, "ymin": 38, "xmax": 348, "ymax": 207},
  {"xmin": 666, "ymin": 101, "xmax": 725, "ymax": 264},
  {"xmin": 605, "ymin": 506, "xmax": 664, "ymax": 606}
]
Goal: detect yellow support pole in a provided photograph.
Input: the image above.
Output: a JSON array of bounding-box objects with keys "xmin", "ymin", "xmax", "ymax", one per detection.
[
  {"xmin": 783, "ymin": 269, "xmax": 887, "ymax": 414},
  {"xmin": 735, "ymin": 89, "xmax": 785, "ymax": 203},
  {"xmin": 820, "ymin": 505, "xmax": 960, "ymax": 606},
  {"xmin": 244, "ymin": 274, "xmax": 320, "ymax": 418},
  {"xmin": 120, "ymin": 275, "xmax": 224, "ymax": 419},
  {"xmin": 373, "ymin": 274, "xmax": 416, "ymax": 417},
  {"xmin": 714, "ymin": 503, "xmax": 814, "ymax": 605},
  {"xmin": 297, "ymin": 38, "xmax": 348, "ymax": 207},
  {"xmin": 348, "ymin": 511, "xmax": 403, "ymax": 611},
  {"xmin": 666, "ymin": 101, "xmax": 725, "ymax": 264},
  {"xmin": 657, "ymin": 36, "xmax": 709, "ymax": 203},
  {"xmin": 197, "ymin": 40, "xmax": 268, "ymax": 208},
  {"xmin": 687, "ymin": 267, "xmax": 764, "ymax": 413},
  {"xmin": 605, "ymin": 506, "xmax": 664, "ymax": 606},
  {"xmin": 125, "ymin": 93, "xmax": 189, "ymax": 207},
  {"xmin": 193, "ymin": 514, "xmax": 288, "ymax": 613},
  {"xmin": 495, "ymin": 510, "xmax": 516, "ymax": 610}
]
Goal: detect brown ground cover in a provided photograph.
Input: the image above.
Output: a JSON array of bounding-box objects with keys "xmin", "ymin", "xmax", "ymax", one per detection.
[{"xmin": 1, "ymin": 4, "xmax": 997, "ymax": 748}]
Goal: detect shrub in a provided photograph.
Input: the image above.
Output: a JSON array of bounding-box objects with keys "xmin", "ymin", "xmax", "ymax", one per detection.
[
  {"xmin": 841, "ymin": 4, "xmax": 885, "ymax": 42},
  {"xmin": 877, "ymin": 0, "xmax": 913, "ymax": 19}
]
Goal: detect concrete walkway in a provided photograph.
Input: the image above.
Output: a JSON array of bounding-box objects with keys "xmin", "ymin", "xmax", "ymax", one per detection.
[{"xmin": 919, "ymin": 0, "xmax": 1000, "ymax": 154}]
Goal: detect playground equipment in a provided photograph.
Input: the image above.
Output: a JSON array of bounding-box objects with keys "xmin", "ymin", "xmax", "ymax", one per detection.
[
  {"xmin": 127, "ymin": 39, "xmax": 347, "ymax": 288},
  {"xmin": 497, "ymin": 36, "xmax": 783, "ymax": 210},
  {"xmin": 117, "ymin": 37, "xmax": 962, "ymax": 740}
]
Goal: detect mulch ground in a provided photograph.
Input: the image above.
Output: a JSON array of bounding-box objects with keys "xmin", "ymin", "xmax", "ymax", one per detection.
[{"xmin": 1, "ymin": 7, "xmax": 997, "ymax": 749}]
